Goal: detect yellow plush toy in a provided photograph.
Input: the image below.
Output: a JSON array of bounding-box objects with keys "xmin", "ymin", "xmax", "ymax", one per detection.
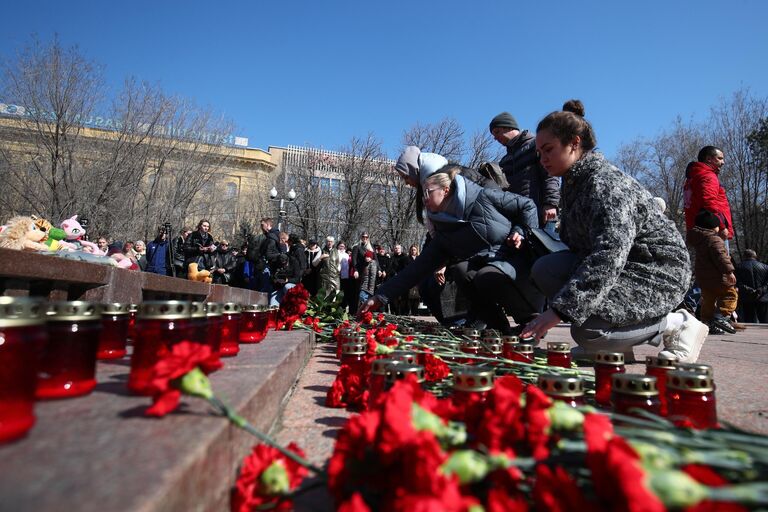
[
  {"xmin": 187, "ymin": 262, "xmax": 213, "ymax": 284},
  {"xmin": 0, "ymin": 216, "xmax": 53, "ymax": 252}
]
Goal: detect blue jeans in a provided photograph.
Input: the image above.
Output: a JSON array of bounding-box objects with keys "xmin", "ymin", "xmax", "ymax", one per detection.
[{"xmin": 270, "ymin": 283, "xmax": 296, "ymax": 306}]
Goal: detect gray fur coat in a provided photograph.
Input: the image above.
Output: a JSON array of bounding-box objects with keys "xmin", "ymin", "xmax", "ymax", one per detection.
[{"xmin": 551, "ymin": 152, "xmax": 690, "ymax": 327}]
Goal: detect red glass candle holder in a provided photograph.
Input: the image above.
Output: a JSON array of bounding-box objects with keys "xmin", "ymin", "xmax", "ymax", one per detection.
[
  {"xmin": 37, "ymin": 302, "xmax": 103, "ymax": 399},
  {"xmin": 219, "ymin": 303, "xmax": 242, "ymax": 357},
  {"xmin": 666, "ymin": 370, "xmax": 717, "ymax": 429},
  {"xmin": 97, "ymin": 303, "xmax": 130, "ymax": 360},
  {"xmin": 547, "ymin": 342, "xmax": 572, "ymax": 368},
  {"xmin": 611, "ymin": 374, "xmax": 661, "ymax": 418},
  {"xmin": 594, "ymin": 351, "xmax": 626, "ymax": 407},
  {"xmin": 128, "ymin": 301, "xmax": 192, "ymax": 395},
  {"xmin": 127, "ymin": 304, "xmax": 138, "ymax": 345},
  {"xmin": 460, "ymin": 339, "xmax": 481, "ymax": 364},
  {"xmin": 240, "ymin": 305, "xmax": 270, "ymax": 344},
  {"xmin": 0, "ymin": 297, "xmax": 46, "ymax": 443},
  {"xmin": 452, "ymin": 366, "xmax": 494, "ymax": 407},
  {"xmin": 502, "ymin": 337, "xmax": 519, "ymax": 359},
  {"xmin": 510, "ymin": 343, "xmax": 534, "ymax": 363},
  {"xmin": 341, "ymin": 342, "xmax": 369, "ymax": 376},
  {"xmin": 188, "ymin": 302, "xmax": 208, "ymax": 345},
  {"xmin": 368, "ymin": 358, "xmax": 393, "ymax": 407},
  {"xmin": 205, "ymin": 303, "xmax": 223, "ymax": 358},
  {"xmin": 645, "ymin": 355, "xmax": 678, "ymax": 416},
  {"xmin": 389, "ymin": 350, "xmax": 418, "ymax": 365},
  {"xmin": 384, "ymin": 363, "xmax": 424, "ymax": 390},
  {"xmin": 537, "ymin": 373, "xmax": 586, "ymax": 407},
  {"xmin": 267, "ymin": 305, "xmax": 279, "ymax": 330}
]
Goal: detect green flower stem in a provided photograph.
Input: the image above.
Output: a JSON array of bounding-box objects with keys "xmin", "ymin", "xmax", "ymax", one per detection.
[
  {"xmin": 207, "ymin": 396, "xmax": 325, "ymax": 476},
  {"xmin": 706, "ymin": 482, "xmax": 768, "ymax": 505}
]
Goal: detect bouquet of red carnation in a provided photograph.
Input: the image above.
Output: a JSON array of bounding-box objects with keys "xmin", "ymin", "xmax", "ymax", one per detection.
[{"xmin": 276, "ymin": 284, "xmax": 310, "ymax": 329}]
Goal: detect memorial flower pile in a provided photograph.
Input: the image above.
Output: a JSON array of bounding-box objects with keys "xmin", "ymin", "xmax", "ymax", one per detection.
[{"xmin": 138, "ymin": 293, "xmax": 768, "ymax": 511}]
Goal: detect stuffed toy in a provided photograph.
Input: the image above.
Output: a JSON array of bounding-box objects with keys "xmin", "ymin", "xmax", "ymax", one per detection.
[
  {"xmin": 61, "ymin": 215, "xmax": 106, "ymax": 256},
  {"xmin": 0, "ymin": 216, "xmax": 54, "ymax": 252},
  {"xmin": 31, "ymin": 215, "xmax": 76, "ymax": 251},
  {"xmin": 188, "ymin": 262, "xmax": 213, "ymax": 284}
]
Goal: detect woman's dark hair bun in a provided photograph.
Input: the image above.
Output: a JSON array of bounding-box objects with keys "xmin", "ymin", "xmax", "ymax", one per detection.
[{"xmin": 562, "ymin": 99, "xmax": 585, "ymax": 117}]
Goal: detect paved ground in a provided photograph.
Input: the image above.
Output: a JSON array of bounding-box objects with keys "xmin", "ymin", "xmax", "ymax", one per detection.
[{"xmin": 273, "ymin": 320, "xmax": 768, "ymax": 486}]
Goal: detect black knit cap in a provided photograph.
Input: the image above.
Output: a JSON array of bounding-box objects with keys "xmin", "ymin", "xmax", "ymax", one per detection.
[
  {"xmin": 695, "ymin": 209, "xmax": 720, "ymax": 230},
  {"xmin": 489, "ymin": 112, "xmax": 519, "ymax": 132}
]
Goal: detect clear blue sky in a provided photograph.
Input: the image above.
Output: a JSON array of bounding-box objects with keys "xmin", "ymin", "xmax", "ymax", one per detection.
[{"xmin": 2, "ymin": 0, "xmax": 767, "ymax": 160}]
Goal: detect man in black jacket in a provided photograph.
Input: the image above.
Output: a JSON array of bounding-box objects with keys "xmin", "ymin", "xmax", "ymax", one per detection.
[
  {"xmin": 211, "ymin": 239, "xmax": 238, "ymax": 285},
  {"xmin": 245, "ymin": 218, "xmax": 283, "ymax": 293},
  {"xmin": 735, "ymin": 249, "xmax": 768, "ymax": 323},
  {"xmin": 489, "ymin": 112, "xmax": 560, "ymax": 227}
]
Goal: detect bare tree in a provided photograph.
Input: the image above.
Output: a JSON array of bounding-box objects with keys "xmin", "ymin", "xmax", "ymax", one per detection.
[
  {"xmin": 465, "ymin": 128, "xmax": 503, "ymax": 169},
  {"xmin": 710, "ymin": 89, "xmax": 768, "ymax": 256},
  {"xmin": 0, "ymin": 37, "xmax": 236, "ymax": 242},
  {"xmin": 402, "ymin": 118, "xmax": 465, "ymax": 162}
]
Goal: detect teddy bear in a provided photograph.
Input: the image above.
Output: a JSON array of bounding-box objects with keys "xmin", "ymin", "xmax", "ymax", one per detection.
[
  {"xmin": 31, "ymin": 215, "xmax": 76, "ymax": 251},
  {"xmin": 0, "ymin": 216, "xmax": 54, "ymax": 252},
  {"xmin": 188, "ymin": 262, "xmax": 213, "ymax": 284}
]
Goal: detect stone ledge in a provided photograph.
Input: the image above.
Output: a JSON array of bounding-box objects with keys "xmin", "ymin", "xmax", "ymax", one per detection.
[
  {"xmin": 0, "ymin": 329, "xmax": 315, "ymax": 512},
  {"xmin": 0, "ymin": 247, "xmax": 268, "ymax": 304}
]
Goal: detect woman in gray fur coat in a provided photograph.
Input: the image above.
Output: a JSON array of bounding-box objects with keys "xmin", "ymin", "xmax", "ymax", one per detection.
[{"xmin": 521, "ymin": 102, "xmax": 709, "ymax": 363}]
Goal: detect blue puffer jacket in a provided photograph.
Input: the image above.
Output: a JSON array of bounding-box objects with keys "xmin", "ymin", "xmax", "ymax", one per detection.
[{"xmin": 377, "ymin": 177, "xmax": 537, "ymax": 302}]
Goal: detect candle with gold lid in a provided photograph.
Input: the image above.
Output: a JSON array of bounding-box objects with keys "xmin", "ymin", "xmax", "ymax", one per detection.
[
  {"xmin": 666, "ymin": 370, "xmax": 717, "ymax": 429},
  {"xmin": 128, "ymin": 300, "xmax": 191, "ymax": 395},
  {"xmin": 645, "ymin": 354, "xmax": 678, "ymax": 416},
  {"xmin": 205, "ymin": 302, "xmax": 223, "ymax": 358},
  {"xmin": 510, "ymin": 343, "xmax": 534, "ymax": 363},
  {"xmin": 219, "ymin": 303, "xmax": 241, "ymax": 356},
  {"xmin": 547, "ymin": 342, "xmax": 571, "ymax": 368},
  {"xmin": 38, "ymin": 301, "xmax": 103, "ymax": 399},
  {"xmin": 384, "ymin": 363, "xmax": 424, "ymax": 389},
  {"xmin": 240, "ymin": 304, "xmax": 270, "ymax": 343},
  {"xmin": 97, "ymin": 303, "xmax": 130, "ymax": 360},
  {"xmin": 611, "ymin": 374, "xmax": 662, "ymax": 417},
  {"xmin": 0, "ymin": 297, "xmax": 46, "ymax": 442},
  {"xmin": 537, "ymin": 374, "xmax": 586, "ymax": 408},
  {"xmin": 452, "ymin": 366, "xmax": 494, "ymax": 406},
  {"xmin": 594, "ymin": 351, "xmax": 626, "ymax": 406}
]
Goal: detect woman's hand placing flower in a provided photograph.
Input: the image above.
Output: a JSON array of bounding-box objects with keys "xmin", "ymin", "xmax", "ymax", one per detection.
[{"xmin": 521, "ymin": 309, "xmax": 561, "ymax": 340}]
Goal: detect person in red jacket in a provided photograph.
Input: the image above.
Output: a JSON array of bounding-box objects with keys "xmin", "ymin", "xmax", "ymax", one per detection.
[{"xmin": 683, "ymin": 146, "xmax": 733, "ymax": 248}]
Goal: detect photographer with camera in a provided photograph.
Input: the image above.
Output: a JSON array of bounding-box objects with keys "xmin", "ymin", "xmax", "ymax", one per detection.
[{"xmin": 145, "ymin": 224, "xmax": 174, "ymax": 276}]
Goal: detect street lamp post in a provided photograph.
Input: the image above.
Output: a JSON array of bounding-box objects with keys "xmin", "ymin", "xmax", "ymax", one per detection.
[{"xmin": 269, "ymin": 187, "xmax": 297, "ymax": 231}]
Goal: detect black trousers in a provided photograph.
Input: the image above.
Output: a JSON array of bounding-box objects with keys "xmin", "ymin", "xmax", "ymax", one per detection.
[{"xmin": 452, "ymin": 260, "xmax": 543, "ymax": 331}]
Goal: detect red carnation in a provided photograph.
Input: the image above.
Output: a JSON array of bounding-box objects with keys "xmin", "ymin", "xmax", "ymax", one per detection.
[
  {"xmin": 337, "ymin": 493, "xmax": 372, "ymax": 512},
  {"xmin": 533, "ymin": 464, "xmax": 594, "ymax": 511},
  {"xmin": 584, "ymin": 414, "xmax": 665, "ymax": 512},
  {"xmin": 277, "ymin": 284, "xmax": 310, "ymax": 329},
  {"xmin": 474, "ymin": 375, "xmax": 525, "ymax": 451},
  {"xmin": 523, "ymin": 385, "xmax": 552, "ymax": 460},
  {"xmin": 423, "ymin": 353, "xmax": 450, "ymax": 382},
  {"xmin": 231, "ymin": 442, "xmax": 308, "ymax": 512},
  {"xmin": 325, "ymin": 363, "xmax": 368, "ymax": 410},
  {"xmin": 328, "ymin": 411, "xmax": 383, "ymax": 502},
  {"xmin": 145, "ymin": 341, "xmax": 222, "ymax": 417}
]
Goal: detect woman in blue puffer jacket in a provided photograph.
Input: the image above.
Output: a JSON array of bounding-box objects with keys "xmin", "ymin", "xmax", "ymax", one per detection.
[{"xmin": 360, "ymin": 164, "xmax": 539, "ymax": 333}]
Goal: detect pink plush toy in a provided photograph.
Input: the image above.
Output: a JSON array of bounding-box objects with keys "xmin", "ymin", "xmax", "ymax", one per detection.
[{"xmin": 60, "ymin": 215, "xmax": 106, "ymax": 256}]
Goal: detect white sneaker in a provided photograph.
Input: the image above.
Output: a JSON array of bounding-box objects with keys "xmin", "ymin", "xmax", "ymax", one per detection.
[{"xmin": 658, "ymin": 309, "xmax": 709, "ymax": 363}]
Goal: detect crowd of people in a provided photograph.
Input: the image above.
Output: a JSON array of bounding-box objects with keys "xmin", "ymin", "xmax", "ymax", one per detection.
[{"xmin": 92, "ymin": 99, "xmax": 768, "ymax": 365}]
